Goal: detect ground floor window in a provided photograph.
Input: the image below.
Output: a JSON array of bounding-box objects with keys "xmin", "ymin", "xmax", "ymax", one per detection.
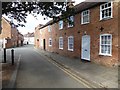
[
  {"xmin": 99, "ymin": 34, "xmax": 112, "ymax": 56},
  {"xmin": 49, "ymin": 38, "xmax": 52, "ymax": 46},
  {"xmin": 40, "ymin": 39, "xmax": 43, "ymax": 46},
  {"xmin": 59, "ymin": 37, "xmax": 63, "ymax": 49},
  {"xmin": 68, "ymin": 36, "xmax": 74, "ymax": 51}
]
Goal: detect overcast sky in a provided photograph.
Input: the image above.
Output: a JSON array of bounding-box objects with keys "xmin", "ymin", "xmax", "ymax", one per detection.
[{"xmin": 5, "ymin": 0, "xmax": 85, "ymax": 35}]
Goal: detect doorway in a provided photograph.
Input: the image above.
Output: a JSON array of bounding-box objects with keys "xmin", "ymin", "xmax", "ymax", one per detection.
[
  {"xmin": 81, "ymin": 35, "xmax": 90, "ymax": 61},
  {"xmin": 43, "ymin": 39, "xmax": 46, "ymax": 50}
]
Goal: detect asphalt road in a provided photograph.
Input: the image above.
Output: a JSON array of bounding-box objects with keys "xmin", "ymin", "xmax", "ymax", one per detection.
[{"xmin": 15, "ymin": 45, "xmax": 87, "ymax": 88}]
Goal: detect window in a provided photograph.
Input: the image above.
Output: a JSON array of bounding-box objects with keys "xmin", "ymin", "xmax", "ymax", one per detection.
[
  {"xmin": 49, "ymin": 38, "xmax": 52, "ymax": 46},
  {"xmin": 68, "ymin": 36, "xmax": 74, "ymax": 51},
  {"xmin": 48, "ymin": 26, "xmax": 51, "ymax": 32},
  {"xmin": 99, "ymin": 34, "xmax": 112, "ymax": 56},
  {"xmin": 81, "ymin": 10, "xmax": 90, "ymax": 24},
  {"xmin": 59, "ymin": 20, "xmax": 63, "ymax": 29},
  {"xmin": 40, "ymin": 39, "xmax": 43, "ymax": 46},
  {"xmin": 100, "ymin": 2, "xmax": 112, "ymax": 20},
  {"xmin": 68, "ymin": 16, "xmax": 74, "ymax": 27},
  {"xmin": 59, "ymin": 37, "xmax": 63, "ymax": 49}
]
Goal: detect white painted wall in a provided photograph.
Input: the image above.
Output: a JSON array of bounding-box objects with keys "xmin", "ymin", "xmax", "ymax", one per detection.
[
  {"xmin": 0, "ymin": 38, "xmax": 6, "ymax": 49},
  {"xmin": 24, "ymin": 37, "xmax": 34, "ymax": 45}
]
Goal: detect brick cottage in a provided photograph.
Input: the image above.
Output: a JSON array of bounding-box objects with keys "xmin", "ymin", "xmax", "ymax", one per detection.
[
  {"xmin": 35, "ymin": 1, "xmax": 120, "ymax": 67},
  {"xmin": 0, "ymin": 17, "xmax": 24, "ymax": 48}
]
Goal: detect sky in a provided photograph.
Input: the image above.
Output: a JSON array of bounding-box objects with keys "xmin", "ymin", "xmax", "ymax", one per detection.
[{"xmin": 4, "ymin": 0, "xmax": 85, "ymax": 35}]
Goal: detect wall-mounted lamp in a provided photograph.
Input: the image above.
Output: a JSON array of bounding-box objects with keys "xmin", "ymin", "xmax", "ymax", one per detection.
[{"xmin": 83, "ymin": 31, "xmax": 87, "ymax": 35}]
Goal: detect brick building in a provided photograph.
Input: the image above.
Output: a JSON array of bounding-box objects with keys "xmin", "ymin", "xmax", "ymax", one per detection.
[
  {"xmin": 0, "ymin": 17, "xmax": 24, "ymax": 48},
  {"xmin": 35, "ymin": 1, "xmax": 120, "ymax": 67}
]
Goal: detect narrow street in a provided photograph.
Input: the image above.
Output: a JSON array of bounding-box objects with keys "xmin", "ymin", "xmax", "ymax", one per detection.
[{"xmin": 15, "ymin": 45, "xmax": 88, "ymax": 88}]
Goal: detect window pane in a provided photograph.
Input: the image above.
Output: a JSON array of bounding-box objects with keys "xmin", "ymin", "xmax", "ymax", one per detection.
[
  {"xmin": 108, "ymin": 45, "xmax": 110, "ymax": 54},
  {"xmin": 100, "ymin": 35, "xmax": 112, "ymax": 55},
  {"xmin": 68, "ymin": 37, "xmax": 73, "ymax": 50},
  {"xmin": 105, "ymin": 4, "xmax": 108, "ymax": 8},
  {"xmin": 101, "ymin": 2, "xmax": 112, "ymax": 19},
  {"xmin": 82, "ymin": 10, "xmax": 89, "ymax": 23},
  {"xmin": 102, "ymin": 5, "xmax": 104, "ymax": 9},
  {"xmin": 108, "ymin": 2, "xmax": 111, "ymax": 7}
]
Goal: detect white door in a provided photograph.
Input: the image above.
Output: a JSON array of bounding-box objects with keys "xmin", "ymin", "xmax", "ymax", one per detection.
[{"xmin": 81, "ymin": 35, "xmax": 90, "ymax": 61}]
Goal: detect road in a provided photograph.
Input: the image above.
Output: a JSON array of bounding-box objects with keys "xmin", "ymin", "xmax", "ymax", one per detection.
[{"xmin": 15, "ymin": 45, "xmax": 88, "ymax": 88}]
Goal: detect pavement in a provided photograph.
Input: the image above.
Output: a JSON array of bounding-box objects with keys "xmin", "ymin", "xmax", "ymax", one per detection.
[
  {"xmin": 1, "ymin": 48, "xmax": 21, "ymax": 89},
  {"xmin": 35, "ymin": 48, "xmax": 118, "ymax": 88}
]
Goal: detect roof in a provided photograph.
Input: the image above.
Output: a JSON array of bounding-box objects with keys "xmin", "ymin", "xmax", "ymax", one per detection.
[
  {"xmin": 2, "ymin": 16, "xmax": 11, "ymax": 25},
  {"xmin": 74, "ymin": 2, "xmax": 103, "ymax": 13},
  {"xmin": 39, "ymin": 1, "xmax": 105, "ymax": 30},
  {"xmin": 24, "ymin": 32, "xmax": 34, "ymax": 37}
]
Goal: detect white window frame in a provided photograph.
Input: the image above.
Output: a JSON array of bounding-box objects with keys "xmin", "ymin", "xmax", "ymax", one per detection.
[
  {"xmin": 59, "ymin": 37, "xmax": 63, "ymax": 49},
  {"xmin": 40, "ymin": 39, "xmax": 43, "ymax": 47},
  {"xmin": 68, "ymin": 16, "xmax": 74, "ymax": 28},
  {"xmin": 59, "ymin": 20, "xmax": 63, "ymax": 30},
  {"xmin": 81, "ymin": 10, "xmax": 90, "ymax": 24},
  {"xmin": 99, "ymin": 34, "xmax": 112, "ymax": 56},
  {"xmin": 68, "ymin": 36, "xmax": 74, "ymax": 51},
  {"xmin": 49, "ymin": 38, "xmax": 52, "ymax": 46},
  {"xmin": 48, "ymin": 25, "xmax": 51, "ymax": 32},
  {"xmin": 100, "ymin": 2, "xmax": 113, "ymax": 20}
]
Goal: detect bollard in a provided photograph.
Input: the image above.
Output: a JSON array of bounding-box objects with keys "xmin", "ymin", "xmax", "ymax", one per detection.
[
  {"xmin": 11, "ymin": 49, "xmax": 14, "ymax": 65},
  {"xmin": 4, "ymin": 48, "xmax": 6, "ymax": 63}
]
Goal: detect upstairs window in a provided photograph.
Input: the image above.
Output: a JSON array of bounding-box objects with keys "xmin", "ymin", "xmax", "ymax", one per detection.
[
  {"xmin": 68, "ymin": 36, "xmax": 74, "ymax": 51},
  {"xmin": 68, "ymin": 16, "xmax": 74, "ymax": 27},
  {"xmin": 99, "ymin": 34, "xmax": 112, "ymax": 56},
  {"xmin": 59, "ymin": 37, "xmax": 63, "ymax": 49},
  {"xmin": 100, "ymin": 2, "xmax": 113, "ymax": 20},
  {"xmin": 49, "ymin": 38, "xmax": 52, "ymax": 46},
  {"xmin": 59, "ymin": 20, "xmax": 63, "ymax": 30},
  {"xmin": 48, "ymin": 26, "xmax": 51, "ymax": 32},
  {"xmin": 81, "ymin": 10, "xmax": 90, "ymax": 24}
]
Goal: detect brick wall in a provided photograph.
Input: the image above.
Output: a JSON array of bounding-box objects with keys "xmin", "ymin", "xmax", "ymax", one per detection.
[
  {"xmin": 0, "ymin": 17, "xmax": 11, "ymax": 39},
  {"xmin": 35, "ymin": 2, "xmax": 119, "ymax": 67},
  {"xmin": 0, "ymin": 17, "xmax": 23, "ymax": 48}
]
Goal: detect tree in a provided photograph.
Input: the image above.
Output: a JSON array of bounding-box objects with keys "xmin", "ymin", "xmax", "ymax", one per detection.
[{"xmin": 2, "ymin": 1, "xmax": 75, "ymax": 27}]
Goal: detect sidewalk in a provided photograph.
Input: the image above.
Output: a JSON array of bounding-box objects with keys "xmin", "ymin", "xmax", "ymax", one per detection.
[
  {"xmin": 1, "ymin": 48, "xmax": 20, "ymax": 88},
  {"xmin": 36, "ymin": 49, "xmax": 118, "ymax": 88}
]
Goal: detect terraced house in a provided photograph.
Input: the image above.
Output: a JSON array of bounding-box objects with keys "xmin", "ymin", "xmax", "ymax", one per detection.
[
  {"xmin": 0, "ymin": 17, "xmax": 24, "ymax": 48},
  {"xmin": 35, "ymin": 1, "xmax": 120, "ymax": 67}
]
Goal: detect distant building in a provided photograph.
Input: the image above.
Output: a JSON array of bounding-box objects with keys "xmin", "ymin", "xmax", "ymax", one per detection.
[
  {"xmin": 24, "ymin": 32, "xmax": 34, "ymax": 45},
  {"xmin": 0, "ymin": 17, "xmax": 24, "ymax": 48},
  {"xmin": 34, "ymin": 24, "xmax": 43, "ymax": 48}
]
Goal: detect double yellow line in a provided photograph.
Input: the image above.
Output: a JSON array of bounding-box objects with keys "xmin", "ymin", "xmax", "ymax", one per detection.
[{"xmin": 34, "ymin": 49, "xmax": 99, "ymax": 88}]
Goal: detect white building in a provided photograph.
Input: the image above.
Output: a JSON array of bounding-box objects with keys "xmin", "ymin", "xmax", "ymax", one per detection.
[{"xmin": 23, "ymin": 32, "xmax": 34, "ymax": 45}]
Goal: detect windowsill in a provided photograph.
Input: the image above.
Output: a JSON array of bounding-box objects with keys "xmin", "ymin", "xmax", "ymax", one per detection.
[
  {"xmin": 49, "ymin": 45, "xmax": 52, "ymax": 47},
  {"xmin": 59, "ymin": 28, "xmax": 63, "ymax": 30},
  {"xmin": 68, "ymin": 26, "xmax": 74, "ymax": 28},
  {"xmin": 100, "ymin": 17, "xmax": 113, "ymax": 21},
  {"xmin": 81, "ymin": 22, "xmax": 90, "ymax": 25},
  {"xmin": 99, "ymin": 53, "xmax": 112, "ymax": 57},
  {"xmin": 59, "ymin": 48, "xmax": 63, "ymax": 50},
  {"xmin": 68, "ymin": 49, "xmax": 74, "ymax": 52}
]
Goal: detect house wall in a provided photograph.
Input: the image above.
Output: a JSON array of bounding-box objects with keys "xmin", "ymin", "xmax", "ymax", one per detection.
[
  {"xmin": 0, "ymin": 17, "xmax": 11, "ymax": 39},
  {"xmin": 0, "ymin": 17, "xmax": 24, "ymax": 48},
  {"xmin": 35, "ymin": 2, "xmax": 119, "ymax": 67},
  {"xmin": 0, "ymin": 17, "xmax": 12, "ymax": 48}
]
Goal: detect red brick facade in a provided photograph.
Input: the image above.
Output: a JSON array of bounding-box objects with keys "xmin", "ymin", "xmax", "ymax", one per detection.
[
  {"xmin": 34, "ymin": 1, "xmax": 119, "ymax": 67},
  {"xmin": 0, "ymin": 17, "xmax": 24, "ymax": 48}
]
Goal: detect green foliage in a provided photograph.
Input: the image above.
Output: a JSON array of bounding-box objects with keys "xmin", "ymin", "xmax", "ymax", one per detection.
[{"xmin": 2, "ymin": 1, "xmax": 75, "ymax": 27}]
